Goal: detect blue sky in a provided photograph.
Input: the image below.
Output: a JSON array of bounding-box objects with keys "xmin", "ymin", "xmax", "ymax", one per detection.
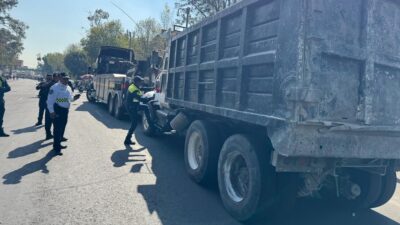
[{"xmin": 11, "ymin": 0, "xmax": 175, "ymax": 68}]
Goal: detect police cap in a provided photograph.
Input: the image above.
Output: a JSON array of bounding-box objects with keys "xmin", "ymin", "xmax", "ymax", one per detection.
[{"xmin": 133, "ymin": 76, "xmax": 144, "ymax": 83}]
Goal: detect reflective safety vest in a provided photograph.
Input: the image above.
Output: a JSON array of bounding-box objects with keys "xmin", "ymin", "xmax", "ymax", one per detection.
[{"xmin": 128, "ymin": 84, "xmax": 142, "ymax": 102}]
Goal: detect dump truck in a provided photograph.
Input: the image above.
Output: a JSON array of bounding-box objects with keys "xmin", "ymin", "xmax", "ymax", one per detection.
[{"xmin": 142, "ymin": 0, "xmax": 400, "ymax": 221}]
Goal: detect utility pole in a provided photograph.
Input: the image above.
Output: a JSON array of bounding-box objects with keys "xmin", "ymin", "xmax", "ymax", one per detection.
[
  {"xmin": 127, "ymin": 30, "xmax": 132, "ymax": 49},
  {"xmin": 185, "ymin": 7, "xmax": 190, "ymax": 28}
]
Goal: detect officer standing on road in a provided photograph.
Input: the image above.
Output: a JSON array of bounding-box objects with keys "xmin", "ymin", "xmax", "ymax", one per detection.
[
  {"xmin": 35, "ymin": 74, "xmax": 53, "ymax": 126},
  {"xmin": 0, "ymin": 75, "xmax": 11, "ymax": 137},
  {"xmin": 124, "ymin": 76, "xmax": 145, "ymax": 145},
  {"xmin": 47, "ymin": 73, "xmax": 80, "ymax": 155},
  {"xmin": 43, "ymin": 73, "xmax": 59, "ymax": 140}
]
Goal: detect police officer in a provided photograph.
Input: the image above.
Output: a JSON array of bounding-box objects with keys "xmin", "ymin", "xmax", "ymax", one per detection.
[
  {"xmin": 124, "ymin": 76, "xmax": 145, "ymax": 145},
  {"xmin": 35, "ymin": 74, "xmax": 53, "ymax": 126},
  {"xmin": 47, "ymin": 73, "xmax": 80, "ymax": 155},
  {"xmin": 43, "ymin": 73, "xmax": 59, "ymax": 139},
  {"xmin": 0, "ymin": 75, "xmax": 11, "ymax": 137}
]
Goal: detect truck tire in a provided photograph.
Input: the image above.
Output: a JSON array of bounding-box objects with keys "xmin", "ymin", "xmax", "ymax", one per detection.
[
  {"xmin": 370, "ymin": 168, "xmax": 397, "ymax": 208},
  {"xmin": 113, "ymin": 97, "xmax": 124, "ymax": 120},
  {"xmin": 142, "ymin": 112, "xmax": 156, "ymax": 136},
  {"xmin": 321, "ymin": 169, "xmax": 382, "ymax": 210},
  {"xmin": 107, "ymin": 95, "xmax": 114, "ymax": 115},
  {"xmin": 218, "ymin": 134, "xmax": 276, "ymax": 222},
  {"xmin": 184, "ymin": 120, "xmax": 223, "ymax": 185}
]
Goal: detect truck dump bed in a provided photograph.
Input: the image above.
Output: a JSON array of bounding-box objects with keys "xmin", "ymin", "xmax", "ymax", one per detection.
[{"xmin": 166, "ymin": 0, "xmax": 400, "ymax": 159}]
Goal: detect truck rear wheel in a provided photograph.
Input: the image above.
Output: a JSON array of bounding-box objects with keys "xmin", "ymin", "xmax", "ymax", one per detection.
[
  {"xmin": 218, "ymin": 134, "xmax": 276, "ymax": 222},
  {"xmin": 370, "ymin": 168, "xmax": 397, "ymax": 208},
  {"xmin": 142, "ymin": 112, "xmax": 156, "ymax": 136},
  {"xmin": 184, "ymin": 120, "xmax": 223, "ymax": 185},
  {"xmin": 107, "ymin": 95, "xmax": 114, "ymax": 115},
  {"xmin": 113, "ymin": 97, "xmax": 124, "ymax": 120}
]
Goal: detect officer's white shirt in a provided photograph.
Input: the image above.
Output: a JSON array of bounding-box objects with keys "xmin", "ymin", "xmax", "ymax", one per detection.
[{"xmin": 47, "ymin": 82, "xmax": 73, "ymax": 113}]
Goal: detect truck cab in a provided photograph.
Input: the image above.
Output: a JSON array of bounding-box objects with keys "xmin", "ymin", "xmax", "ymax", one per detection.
[{"xmin": 87, "ymin": 46, "xmax": 136, "ymax": 119}]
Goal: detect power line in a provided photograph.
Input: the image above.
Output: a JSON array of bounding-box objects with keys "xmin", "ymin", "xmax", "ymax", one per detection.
[{"xmin": 110, "ymin": 1, "xmax": 138, "ymax": 26}]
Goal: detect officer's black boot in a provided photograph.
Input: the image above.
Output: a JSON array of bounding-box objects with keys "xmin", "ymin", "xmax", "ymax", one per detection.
[
  {"xmin": 45, "ymin": 134, "xmax": 53, "ymax": 140},
  {"xmin": 124, "ymin": 135, "xmax": 135, "ymax": 145},
  {"xmin": 0, "ymin": 128, "xmax": 9, "ymax": 137}
]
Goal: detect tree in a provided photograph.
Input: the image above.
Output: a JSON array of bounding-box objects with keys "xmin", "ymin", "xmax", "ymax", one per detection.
[
  {"xmin": 64, "ymin": 49, "xmax": 89, "ymax": 77},
  {"xmin": 39, "ymin": 53, "xmax": 67, "ymax": 74},
  {"xmin": 160, "ymin": 3, "xmax": 174, "ymax": 30},
  {"xmin": 81, "ymin": 20, "xmax": 129, "ymax": 64},
  {"xmin": 175, "ymin": 0, "xmax": 240, "ymax": 26},
  {"xmin": 133, "ymin": 18, "xmax": 162, "ymax": 59},
  {"xmin": 87, "ymin": 9, "xmax": 109, "ymax": 27},
  {"xmin": 0, "ymin": 0, "xmax": 28, "ymax": 69}
]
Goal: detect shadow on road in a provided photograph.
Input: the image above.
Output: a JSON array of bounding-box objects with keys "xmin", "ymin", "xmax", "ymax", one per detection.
[
  {"xmin": 2, "ymin": 150, "xmax": 56, "ymax": 185},
  {"xmin": 111, "ymin": 146, "xmax": 146, "ymax": 167},
  {"xmin": 7, "ymin": 140, "xmax": 52, "ymax": 159},
  {"xmin": 75, "ymin": 101, "xmax": 129, "ymax": 130},
  {"xmin": 254, "ymin": 199, "xmax": 400, "ymax": 225},
  {"xmin": 125, "ymin": 127, "xmax": 400, "ymax": 225},
  {"xmin": 11, "ymin": 125, "xmax": 42, "ymax": 134}
]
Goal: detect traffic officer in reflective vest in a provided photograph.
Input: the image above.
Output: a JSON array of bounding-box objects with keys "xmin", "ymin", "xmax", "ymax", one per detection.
[
  {"xmin": 124, "ymin": 76, "xmax": 144, "ymax": 145},
  {"xmin": 0, "ymin": 75, "xmax": 11, "ymax": 137},
  {"xmin": 47, "ymin": 73, "xmax": 80, "ymax": 155}
]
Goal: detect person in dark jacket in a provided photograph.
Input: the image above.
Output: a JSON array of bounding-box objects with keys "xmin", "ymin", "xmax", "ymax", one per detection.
[
  {"xmin": 43, "ymin": 74, "xmax": 59, "ymax": 139},
  {"xmin": 124, "ymin": 76, "xmax": 145, "ymax": 145},
  {"xmin": 35, "ymin": 74, "xmax": 53, "ymax": 126},
  {"xmin": 0, "ymin": 75, "xmax": 11, "ymax": 137}
]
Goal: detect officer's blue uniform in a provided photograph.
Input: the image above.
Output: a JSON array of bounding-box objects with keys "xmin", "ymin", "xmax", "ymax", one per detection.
[
  {"xmin": 47, "ymin": 81, "xmax": 74, "ymax": 154},
  {"xmin": 124, "ymin": 82, "xmax": 143, "ymax": 145},
  {"xmin": 36, "ymin": 75, "xmax": 53, "ymax": 126},
  {"xmin": 0, "ymin": 76, "xmax": 11, "ymax": 137}
]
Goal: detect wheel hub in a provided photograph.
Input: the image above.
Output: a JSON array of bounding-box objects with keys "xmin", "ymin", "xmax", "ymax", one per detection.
[
  {"xmin": 224, "ymin": 151, "xmax": 249, "ymax": 203},
  {"xmin": 187, "ymin": 131, "xmax": 204, "ymax": 170},
  {"xmin": 143, "ymin": 115, "xmax": 149, "ymax": 130}
]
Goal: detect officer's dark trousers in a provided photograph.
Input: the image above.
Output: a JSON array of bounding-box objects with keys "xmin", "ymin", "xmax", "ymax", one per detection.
[
  {"xmin": 37, "ymin": 100, "xmax": 46, "ymax": 123},
  {"xmin": 44, "ymin": 108, "xmax": 53, "ymax": 136},
  {"xmin": 0, "ymin": 100, "xmax": 5, "ymax": 129},
  {"xmin": 125, "ymin": 105, "xmax": 150, "ymax": 141},
  {"xmin": 126, "ymin": 109, "xmax": 138, "ymax": 141},
  {"xmin": 53, "ymin": 104, "xmax": 69, "ymax": 151}
]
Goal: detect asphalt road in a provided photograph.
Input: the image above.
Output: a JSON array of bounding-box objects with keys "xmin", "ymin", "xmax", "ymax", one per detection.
[{"xmin": 0, "ymin": 79, "xmax": 399, "ymax": 225}]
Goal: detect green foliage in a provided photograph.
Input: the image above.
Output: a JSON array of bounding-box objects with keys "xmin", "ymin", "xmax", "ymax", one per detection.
[
  {"xmin": 175, "ymin": 0, "xmax": 240, "ymax": 26},
  {"xmin": 87, "ymin": 9, "xmax": 109, "ymax": 27},
  {"xmin": 38, "ymin": 53, "xmax": 67, "ymax": 75},
  {"xmin": 0, "ymin": 0, "xmax": 28, "ymax": 67},
  {"xmin": 81, "ymin": 20, "xmax": 129, "ymax": 64},
  {"xmin": 64, "ymin": 49, "xmax": 89, "ymax": 77},
  {"xmin": 160, "ymin": 3, "xmax": 174, "ymax": 30},
  {"xmin": 133, "ymin": 18, "xmax": 163, "ymax": 60}
]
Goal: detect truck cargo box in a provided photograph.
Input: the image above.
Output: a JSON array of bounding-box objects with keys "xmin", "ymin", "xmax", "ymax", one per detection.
[{"xmin": 166, "ymin": 0, "xmax": 400, "ymax": 159}]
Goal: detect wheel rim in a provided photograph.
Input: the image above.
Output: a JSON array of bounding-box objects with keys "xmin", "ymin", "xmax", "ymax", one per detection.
[
  {"xmin": 143, "ymin": 114, "xmax": 149, "ymax": 130},
  {"xmin": 187, "ymin": 131, "xmax": 204, "ymax": 170},
  {"xmin": 224, "ymin": 151, "xmax": 250, "ymax": 203}
]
